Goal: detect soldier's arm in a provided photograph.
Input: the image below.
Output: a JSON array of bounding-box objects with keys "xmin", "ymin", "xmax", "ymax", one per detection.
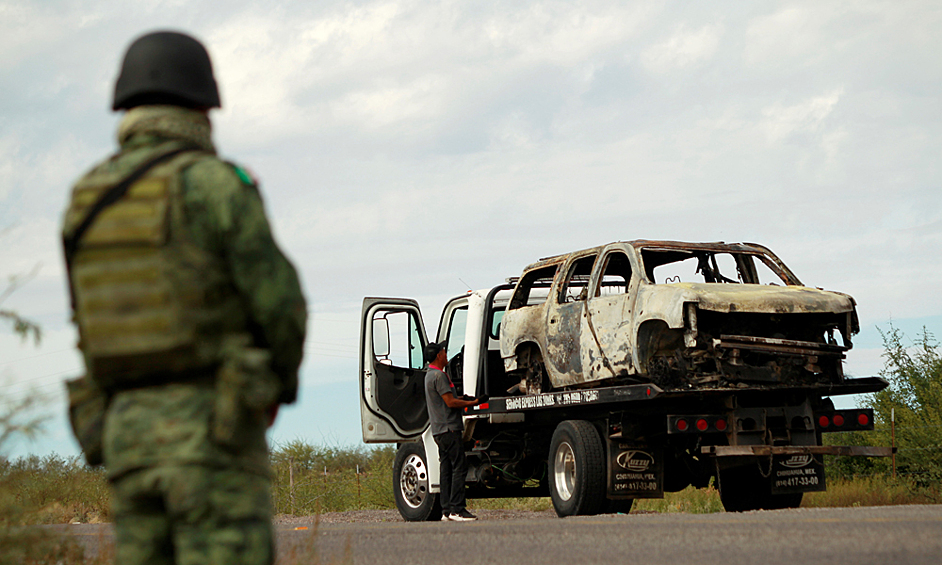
[{"xmin": 183, "ymin": 159, "xmax": 308, "ymax": 404}]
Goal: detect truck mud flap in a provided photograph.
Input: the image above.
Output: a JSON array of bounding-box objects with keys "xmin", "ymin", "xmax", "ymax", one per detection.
[
  {"xmin": 770, "ymin": 454, "xmax": 826, "ymax": 494},
  {"xmin": 608, "ymin": 439, "xmax": 664, "ymax": 499}
]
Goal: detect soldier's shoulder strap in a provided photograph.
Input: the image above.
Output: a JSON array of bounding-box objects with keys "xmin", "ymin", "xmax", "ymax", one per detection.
[{"xmin": 63, "ymin": 146, "xmax": 198, "ymax": 267}]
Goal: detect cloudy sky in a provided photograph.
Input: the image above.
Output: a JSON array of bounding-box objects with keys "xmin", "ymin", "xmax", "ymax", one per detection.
[{"xmin": 2, "ymin": 0, "xmax": 940, "ymax": 457}]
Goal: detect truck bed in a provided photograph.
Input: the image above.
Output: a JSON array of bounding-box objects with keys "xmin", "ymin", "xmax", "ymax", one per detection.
[{"xmin": 470, "ymin": 376, "xmax": 888, "ymax": 416}]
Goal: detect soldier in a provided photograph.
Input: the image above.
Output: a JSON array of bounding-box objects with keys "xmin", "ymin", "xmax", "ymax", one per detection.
[{"xmin": 62, "ymin": 30, "xmax": 307, "ymax": 565}]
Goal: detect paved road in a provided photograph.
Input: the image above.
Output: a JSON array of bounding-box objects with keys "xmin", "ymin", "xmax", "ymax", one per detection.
[{"xmin": 61, "ymin": 505, "xmax": 942, "ymax": 565}]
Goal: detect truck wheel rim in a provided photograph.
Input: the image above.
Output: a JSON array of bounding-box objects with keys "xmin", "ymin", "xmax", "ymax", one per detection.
[
  {"xmin": 400, "ymin": 454, "xmax": 429, "ymax": 509},
  {"xmin": 554, "ymin": 441, "xmax": 576, "ymax": 501}
]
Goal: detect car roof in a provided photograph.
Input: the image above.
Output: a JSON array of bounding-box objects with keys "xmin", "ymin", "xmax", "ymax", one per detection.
[{"xmin": 524, "ymin": 240, "xmax": 777, "ymax": 270}]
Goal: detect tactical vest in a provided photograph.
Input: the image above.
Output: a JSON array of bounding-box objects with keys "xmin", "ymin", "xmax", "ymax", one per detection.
[{"xmin": 63, "ymin": 146, "xmax": 248, "ymax": 391}]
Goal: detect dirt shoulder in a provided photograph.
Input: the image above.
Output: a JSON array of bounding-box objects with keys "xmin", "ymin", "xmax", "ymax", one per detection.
[{"xmin": 274, "ymin": 509, "xmax": 558, "ymax": 524}]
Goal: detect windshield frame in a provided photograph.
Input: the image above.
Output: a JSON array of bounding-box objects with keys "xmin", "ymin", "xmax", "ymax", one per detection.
[{"xmin": 635, "ymin": 242, "xmax": 803, "ymax": 286}]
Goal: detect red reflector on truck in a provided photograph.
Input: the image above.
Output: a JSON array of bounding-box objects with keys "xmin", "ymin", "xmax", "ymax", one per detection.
[
  {"xmin": 833, "ymin": 414, "xmax": 845, "ymax": 427},
  {"xmin": 715, "ymin": 419, "xmax": 727, "ymax": 432},
  {"xmin": 819, "ymin": 416, "xmax": 830, "ymax": 428},
  {"xmin": 858, "ymin": 413, "xmax": 869, "ymax": 426},
  {"xmin": 676, "ymin": 419, "xmax": 688, "ymax": 431},
  {"xmin": 696, "ymin": 419, "xmax": 709, "ymax": 432}
]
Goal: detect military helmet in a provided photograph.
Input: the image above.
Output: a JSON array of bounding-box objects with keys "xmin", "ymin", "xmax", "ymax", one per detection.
[{"xmin": 113, "ymin": 31, "xmax": 221, "ymax": 111}]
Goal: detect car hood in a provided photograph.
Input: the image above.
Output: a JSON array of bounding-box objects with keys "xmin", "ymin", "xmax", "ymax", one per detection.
[{"xmin": 664, "ymin": 283, "xmax": 855, "ymax": 314}]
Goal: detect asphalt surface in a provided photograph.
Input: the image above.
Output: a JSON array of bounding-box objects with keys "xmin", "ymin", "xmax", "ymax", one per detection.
[{"xmin": 59, "ymin": 505, "xmax": 942, "ymax": 565}]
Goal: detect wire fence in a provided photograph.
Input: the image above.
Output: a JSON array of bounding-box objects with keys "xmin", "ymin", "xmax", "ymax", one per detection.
[{"xmin": 270, "ymin": 463, "xmax": 395, "ymax": 515}]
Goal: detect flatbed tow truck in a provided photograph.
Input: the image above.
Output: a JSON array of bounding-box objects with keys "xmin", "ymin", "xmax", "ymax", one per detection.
[{"xmin": 360, "ymin": 245, "xmax": 893, "ymax": 519}]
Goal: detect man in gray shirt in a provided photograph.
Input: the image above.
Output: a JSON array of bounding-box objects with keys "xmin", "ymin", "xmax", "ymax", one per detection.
[{"xmin": 424, "ymin": 342, "xmax": 486, "ymax": 521}]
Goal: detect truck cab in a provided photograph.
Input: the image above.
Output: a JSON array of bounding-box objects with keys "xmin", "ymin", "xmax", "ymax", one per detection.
[{"xmin": 360, "ymin": 287, "xmax": 519, "ymax": 519}]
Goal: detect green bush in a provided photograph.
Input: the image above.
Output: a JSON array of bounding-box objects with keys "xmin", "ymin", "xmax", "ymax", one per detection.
[{"xmin": 827, "ymin": 324, "xmax": 942, "ymax": 490}]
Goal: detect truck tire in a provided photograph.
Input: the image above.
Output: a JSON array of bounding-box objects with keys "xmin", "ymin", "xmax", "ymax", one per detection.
[
  {"xmin": 393, "ymin": 442, "xmax": 442, "ymax": 521},
  {"xmin": 548, "ymin": 420, "xmax": 606, "ymax": 517},
  {"xmin": 718, "ymin": 465, "xmax": 803, "ymax": 512}
]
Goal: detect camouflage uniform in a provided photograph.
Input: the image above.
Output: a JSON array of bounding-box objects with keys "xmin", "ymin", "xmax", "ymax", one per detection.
[{"xmin": 63, "ymin": 105, "xmax": 307, "ymax": 565}]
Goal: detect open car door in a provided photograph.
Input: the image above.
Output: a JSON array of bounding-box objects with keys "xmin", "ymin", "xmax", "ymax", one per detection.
[{"xmin": 360, "ymin": 297, "xmax": 430, "ymax": 442}]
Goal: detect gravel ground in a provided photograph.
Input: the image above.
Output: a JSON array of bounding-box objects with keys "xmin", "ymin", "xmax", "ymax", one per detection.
[{"xmin": 274, "ymin": 508, "xmax": 558, "ymax": 524}]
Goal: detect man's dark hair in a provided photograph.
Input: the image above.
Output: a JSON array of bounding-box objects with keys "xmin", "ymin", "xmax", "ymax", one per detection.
[{"xmin": 424, "ymin": 342, "xmax": 445, "ymax": 364}]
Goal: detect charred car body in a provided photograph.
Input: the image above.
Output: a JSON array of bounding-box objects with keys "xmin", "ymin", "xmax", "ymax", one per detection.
[{"xmin": 500, "ymin": 240, "xmax": 858, "ymax": 394}]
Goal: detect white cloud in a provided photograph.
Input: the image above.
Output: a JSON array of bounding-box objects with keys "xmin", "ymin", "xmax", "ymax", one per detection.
[
  {"xmin": 334, "ymin": 75, "xmax": 448, "ymax": 128},
  {"xmin": 640, "ymin": 23, "xmax": 723, "ymax": 73},
  {"xmin": 481, "ymin": 3, "xmax": 651, "ymax": 65},
  {"xmin": 761, "ymin": 89, "xmax": 843, "ymax": 142},
  {"xmin": 744, "ymin": 5, "xmax": 829, "ymax": 66},
  {"xmin": 206, "ymin": 1, "xmax": 655, "ymax": 147}
]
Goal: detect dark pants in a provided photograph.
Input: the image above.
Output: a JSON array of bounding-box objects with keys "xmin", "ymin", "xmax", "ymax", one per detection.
[{"xmin": 433, "ymin": 430, "xmax": 467, "ymax": 515}]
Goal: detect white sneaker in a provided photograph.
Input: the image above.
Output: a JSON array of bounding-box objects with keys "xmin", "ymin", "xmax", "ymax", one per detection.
[
  {"xmin": 448, "ymin": 510, "xmax": 477, "ymax": 522},
  {"xmin": 441, "ymin": 514, "xmax": 452, "ymax": 521}
]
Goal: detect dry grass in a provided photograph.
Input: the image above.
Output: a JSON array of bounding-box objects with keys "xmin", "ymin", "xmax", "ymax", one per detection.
[
  {"xmin": 633, "ymin": 485, "xmax": 724, "ymax": 513},
  {"xmin": 470, "ymin": 494, "xmax": 554, "ymax": 512},
  {"xmin": 803, "ymin": 475, "xmax": 941, "ymax": 508}
]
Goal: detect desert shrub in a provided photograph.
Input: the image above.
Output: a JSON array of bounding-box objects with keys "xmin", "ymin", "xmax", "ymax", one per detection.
[
  {"xmin": 0, "ymin": 396, "xmax": 101, "ymax": 563},
  {"xmin": 0, "ymin": 454, "xmax": 110, "ymax": 525},
  {"xmin": 827, "ymin": 324, "xmax": 942, "ymax": 490}
]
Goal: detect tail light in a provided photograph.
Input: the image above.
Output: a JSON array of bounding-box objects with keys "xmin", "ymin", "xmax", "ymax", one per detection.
[
  {"xmin": 815, "ymin": 409, "xmax": 875, "ymax": 431},
  {"xmin": 667, "ymin": 415, "xmax": 729, "ymax": 434}
]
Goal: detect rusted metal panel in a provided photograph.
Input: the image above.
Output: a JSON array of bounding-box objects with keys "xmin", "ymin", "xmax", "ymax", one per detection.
[
  {"xmin": 716, "ymin": 335, "xmax": 847, "ymax": 357},
  {"xmin": 545, "ymin": 300, "xmax": 585, "ymax": 384},
  {"xmin": 499, "ymin": 306, "xmax": 543, "ymax": 373},
  {"xmin": 668, "ymin": 282, "xmax": 855, "ymax": 314},
  {"xmin": 585, "ymin": 294, "xmax": 637, "ymax": 377}
]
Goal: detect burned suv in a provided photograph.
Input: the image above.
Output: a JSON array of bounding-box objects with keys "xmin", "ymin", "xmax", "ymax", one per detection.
[{"xmin": 499, "ymin": 240, "xmax": 858, "ymax": 394}]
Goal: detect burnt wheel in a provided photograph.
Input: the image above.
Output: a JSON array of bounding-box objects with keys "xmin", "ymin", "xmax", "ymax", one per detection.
[
  {"xmin": 393, "ymin": 442, "xmax": 442, "ymax": 521},
  {"xmin": 548, "ymin": 420, "xmax": 606, "ymax": 517}
]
